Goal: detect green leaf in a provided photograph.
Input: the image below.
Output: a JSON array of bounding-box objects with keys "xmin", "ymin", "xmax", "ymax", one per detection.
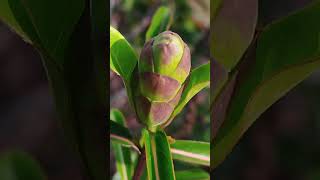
[
  {"xmin": 211, "ymin": 0, "xmax": 223, "ymax": 20},
  {"xmin": 8, "ymin": 0, "xmax": 85, "ymax": 63},
  {"xmin": 110, "ymin": 109, "xmax": 140, "ymax": 153},
  {"xmin": 144, "ymin": 129, "xmax": 176, "ymax": 180},
  {"xmin": 3, "ymin": 1, "xmax": 108, "ymax": 179},
  {"xmin": 110, "ymin": 109, "xmax": 134, "ymax": 180},
  {"xmin": 0, "ymin": 0, "xmax": 30, "ymax": 43},
  {"xmin": 176, "ymin": 169, "xmax": 209, "ymax": 180},
  {"xmin": 170, "ymin": 140, "xmax": 210, "ymax": 166},
  {"xmin": 39, "ymin": 2, "xmax": 108, "ymax": 179},
  {"xmin": 110, "ymin": 26, "xmax": 138, "ymax": 82},
  {"xmin": 110, "ymin": 26, "xmax": 138, "ymax": 109},
  {"xmin": 213, "ymin": 2, "xmax": 320, "ymax": 169},
  {"xmin": 0, "ymin": 151, "xmax": 46, "ymax": 180},
  {"xmin": 211, "ymin": 0, "xmax": 258, "ymax": 71},
  {"xmin": 163, "ymin": 62, "xmax": 210, "ymax": 127},
  {"xmin": 146, "ymin": 6, "xmax": 171, "ymax": 41}
]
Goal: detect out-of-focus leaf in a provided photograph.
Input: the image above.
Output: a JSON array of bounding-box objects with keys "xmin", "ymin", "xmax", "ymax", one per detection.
[
  {"xmin": 4, "ymin": 1, "xmax": 108, "ymax": 179},
  {"xmin": 163, "ymin": 62, "xmax": 210, "ymax": 127},
  {"xmin": 110, "ymin": 109, "xmax": 140, "ymax": 153},
  {"xmin": 187, "ymin": 0, "xmax": 210, "ymax": 29},
  {"xmin": 146, "ymin": 6, "xmax": 171, "ymax": 41},
  {"xmin": 211, "ymin": 72, "xmax": 237, "ymax": 140},
  {"xmin": 8, "ymin": 0, "xmax": 84, "ymax": 64},
  {"xmin": 110, "ymin": 109, "xmax": 134, "ymax": 180},
  {"xmin": 170, "ymin": 140, "xmax": 210, "ymax": 166},
  {"xmin": 110, "ymin": 26, "xmax": 138, "ymax": 82},
  {"xmin": 0, "ymin": 151, "xmax": 45, "ymax": 180},
  {"xmin": 211, "ymin": 0, "xmax": 223, "ymax": 20},
  {"xmin": 258, "ymin": 0, "xmax": 313, "ymax": 27},
  {"xmin": 211, "ymin": 0, "xmax": 258, "ymax": 71},
  {"xmin": 176, "ymin": 169, "xmax": 209, "ymax": 180},
  {"xmin": 42, "ymin": 2, "xmax": 108, "ymax": 179},
  {"xmin": 0, "ymin": 0, "xmax": 30, "ymax": 42},
  {"xmin": 213, "ymin": 2, "xmax": 320, "ymax": 169},
  {"xmin": 144, "ymin": 129, "xmax": 175, "ymax": 180}
]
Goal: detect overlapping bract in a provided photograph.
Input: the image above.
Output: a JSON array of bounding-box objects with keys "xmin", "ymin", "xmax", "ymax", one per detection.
[{"xmin": 136, "ymin": 31, "xmax": 191, "ymax": 129}]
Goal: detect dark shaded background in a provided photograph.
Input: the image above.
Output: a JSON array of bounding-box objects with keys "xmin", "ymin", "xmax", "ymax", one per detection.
[
  {"xmin": 110, "ymin": 0, "xmax": 210, "ymax": 179},
  {"xmin": 0, "ymin": 22, "xmax": 84, "ymax": 179},
  {"xmin": 2, "ymin": 0, "xmax": 320, "ymax": 180},
  {"xmin": 214, "ymin": 0, "xmax": 320, "ymax": 180}
]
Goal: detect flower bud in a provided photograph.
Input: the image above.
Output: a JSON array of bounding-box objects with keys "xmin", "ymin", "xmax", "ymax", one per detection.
[{"xmin": 136, "ymin": 31, "xmax": 191, "ymax": 129}]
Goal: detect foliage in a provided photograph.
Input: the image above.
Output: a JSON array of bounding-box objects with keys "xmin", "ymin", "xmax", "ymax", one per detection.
[
  {"xmin": 212, "ymin": 0, "xmax": 320, "ymax": 170},
  {"xmin": 110, "ymin": 4, "xmax": 210, "ymax": 180},
  {"xmin": 0, "ymin": 0, "xmax": 108, "ymax": 179},
  {"xmin": 0, "ymin": 151, "xmax": 45, "ymax": 180}
]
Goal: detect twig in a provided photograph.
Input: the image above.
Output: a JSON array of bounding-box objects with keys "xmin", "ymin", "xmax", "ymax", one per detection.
[{"xmin": 133, "ymin": 148, "xmax": 146, "ymax": 180}]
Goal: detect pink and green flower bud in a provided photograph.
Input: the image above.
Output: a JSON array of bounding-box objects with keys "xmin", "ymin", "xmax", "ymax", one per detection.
[{"xmin": 136, "ymin": 31, "xmax": 191, "ymax": 129}]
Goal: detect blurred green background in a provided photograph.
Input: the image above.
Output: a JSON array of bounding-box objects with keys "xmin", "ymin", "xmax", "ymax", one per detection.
[
  {"xmin": 110, "ymin": 0, "xmax": 210, "ymax": 178},
  {"xmin": 214, "ymin": 0, "xmax": 320, "ymax": 180}
]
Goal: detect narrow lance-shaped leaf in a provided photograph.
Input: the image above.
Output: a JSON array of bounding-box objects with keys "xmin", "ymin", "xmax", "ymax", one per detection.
[
  {"xmin": 110, "ymin": 109, "xmax": 134, "ymax": 180},
  {"xmin": 213, "ymin": 2, "xmax": 320, "ymax": 169},
  {"xmin": 176, "ymin": 169, "xmax": 209, "ymax": 180},
  {"xmin": 163, "ymin": 62, "xmax": 210, "ymax": 127},
  {"xmin": 144, "ymin": 129, "xmax": 176, "ymax": 180},
  {"xmin": 146, "ymin": 6, "xmax": 172, "ymax": 41},
  {"xmin": 211, "ymin": 0, "xmax": 258, "ymax": 71},
  {"xmin": 170, "ymin": 140, "xmax": 210, "ymax": 166},
  {"xmin": 110, "ymin": 109, "xmax": 140, "ymax": 153}
]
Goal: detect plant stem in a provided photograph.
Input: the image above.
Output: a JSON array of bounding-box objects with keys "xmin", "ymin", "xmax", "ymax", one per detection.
[{"xmin": 133, "ymin": 148, "xmax": 146, "ymax": 180}]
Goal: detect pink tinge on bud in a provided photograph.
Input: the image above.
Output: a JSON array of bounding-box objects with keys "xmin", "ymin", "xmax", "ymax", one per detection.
[
  {"xmin": 150, "ymin": 102, "xmax": 174, "ymax": 124},
  {"xmin": 140, "ymin": 72, "xmax": 180, "ymax": 102},
  {"xmin": 179, "ymin": 45, "xmax": 191, "ymax": 73},
  {"xmin": 172, "ymin": 44, "xmax": 191, "ymax": 83},
  {"xmin": 139, "ymin": 39, "xmax": 154, "ymax": 72},
  {"xmin": 135, "ymin": 85, "xmax": 184, "ymax": 126},
  {"xmin": 135, "ymin": 31, "xmax": 191, "ymax": 128}
]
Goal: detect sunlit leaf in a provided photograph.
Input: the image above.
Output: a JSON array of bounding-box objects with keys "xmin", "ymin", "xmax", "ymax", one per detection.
[
  {"xmin": 144, "ymin": 129, "xmax": 175, "ymax": 180},
  {"xmin": 164, "ymin": 62, "xmax": 210, "ymax": 127},
  {"xmin": 110, "ymin": 109, "xmax": 140, "ymax": 153},
  {"xmin": 110, "ymin": 109, "xmax": 135, "ymax": 180},
  {"xmin": 110, "ymin": 26, "xmax": 138, "ymax": 81},
  {"xmin": 146, "ymin": 6, "xmax": 171, "ymax": 41},
  {"xmin": 171, "ymin": 140, "xmax": 210, "ymax": 166},
  {"xmin": 176, "ymin": 169, "xmax": 209, "ymax": 180}
]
